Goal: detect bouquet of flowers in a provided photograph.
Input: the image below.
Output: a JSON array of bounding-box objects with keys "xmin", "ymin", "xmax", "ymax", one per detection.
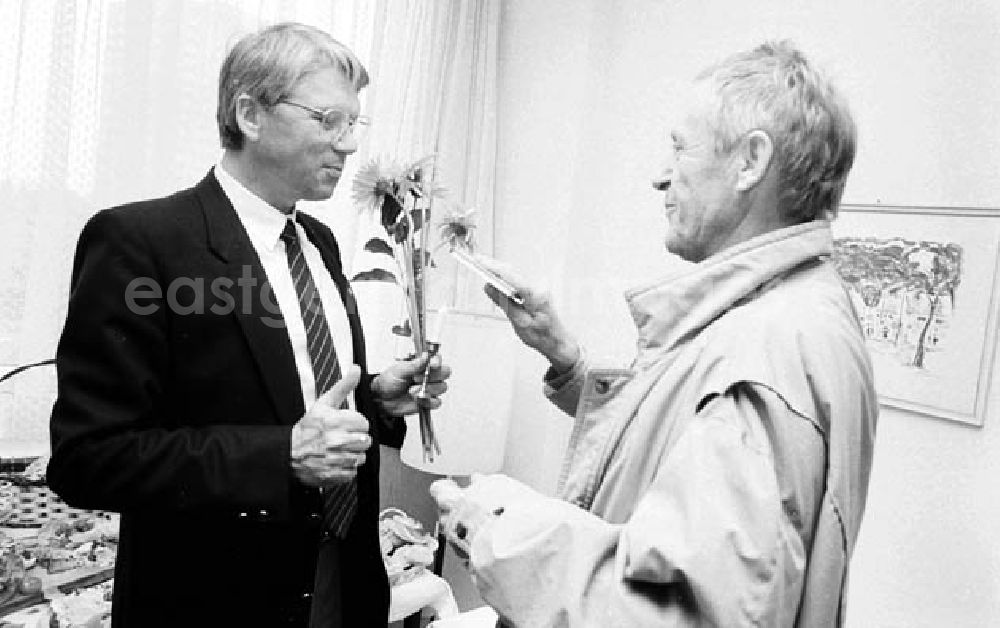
[{"xmin": 351, "ymin": 155, "xmax": 476, "ymax": 461}]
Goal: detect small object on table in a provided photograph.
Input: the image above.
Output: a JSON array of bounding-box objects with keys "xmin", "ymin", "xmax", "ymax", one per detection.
[
  {"xmin": 0, "ymin": 481, "xmax": 115, "ymax": 530},
  {"xmin": 379, "ymin": 508, "xmax": 439, "ymax": 587},
  {"xmin": 0, "ymin": 582, "xmax": 46, "ymax": 620},
  {"xmin": 0, "ymin": 602, "xmax": 52, "ymax": 628},
  {"xmin": 379, "ymin": 508, "xmax": 455, "ymax": 626},
  {"xmin": 48, "ymin": 580, "xmax": 113, "ymax": 627},
  {"xmin": 0, "ymin": 534, "xmax": 44, "ymax": 617}
]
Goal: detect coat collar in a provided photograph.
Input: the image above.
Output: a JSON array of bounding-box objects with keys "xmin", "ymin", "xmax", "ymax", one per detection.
[
  {"xmin": 626, "ymin": 221, "xmax": 834, "ymax": 356},
  {"xmin": 213, "ymin": 163, "xmax": 291, "ymax": 255},
  {"xmin": 192, "ymin": 170, "xmax": 304, "ymax": 423},
  {"xmin": 196, "ymin": 169, "xmax": 252, "ymax": 264}
]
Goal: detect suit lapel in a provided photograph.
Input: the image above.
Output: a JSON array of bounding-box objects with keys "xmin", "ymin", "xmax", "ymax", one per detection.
[{"xmin": 194, "ymin": 171, "xmax": 304, "ymax": 424}]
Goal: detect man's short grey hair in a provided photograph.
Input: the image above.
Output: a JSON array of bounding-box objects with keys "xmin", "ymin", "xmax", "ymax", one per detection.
[
  {"xmin": 216, "ymin": 22, "xmax": 370, "ymax": 150},
  {"xmin": 697, "ymin": 40, "xmax": 856, "ymax": 222}
]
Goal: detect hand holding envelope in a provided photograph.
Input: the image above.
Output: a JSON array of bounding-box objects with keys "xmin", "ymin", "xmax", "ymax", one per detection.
[{"xmin": 469, "ymin": 255, "xmax": 582, "ymax": 376}]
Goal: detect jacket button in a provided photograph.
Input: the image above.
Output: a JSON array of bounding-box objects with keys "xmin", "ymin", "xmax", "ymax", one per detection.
[
  {"xmin": 238, "ymin": 512, "xmax": 248, "ymax": 518},
  {"xmin": 258, "ymin": 509, "xmax": 270, "ymax": 519},
  {"xmin": 309, "ymin": 512, "xmax": 321, "ymax": 521}
]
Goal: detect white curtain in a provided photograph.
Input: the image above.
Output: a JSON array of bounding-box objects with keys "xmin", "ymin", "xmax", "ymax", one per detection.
[
  {"xmin": 350, "ymin": 0, "xmax": 501, "ymax": 371},
  {"xmin": 0, "ymin": 0, "xmax": 500, "ymax": 450}
]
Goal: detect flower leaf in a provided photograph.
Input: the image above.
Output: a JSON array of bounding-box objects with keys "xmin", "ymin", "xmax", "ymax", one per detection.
[
  {"xmin": 364, "ymin": 238, "xmax": 394, "ymax": 256},
  {"xmin": 392, "ymin": 319, "xmax": 412, "ymax": 337},
  {"xmin": 438, "ymin": 206, "xmax": 478, "ymax": 252},
  {"xmin": 389, "ymin": 220, "xmax": 409, "ymax": 244},
  {"xmin": 381, "ymin": 195, "xmax": 405, "ymax": 230},
  {"xmin": 351, "ymin": 269, "xmax": 397, "ymax": 284}
]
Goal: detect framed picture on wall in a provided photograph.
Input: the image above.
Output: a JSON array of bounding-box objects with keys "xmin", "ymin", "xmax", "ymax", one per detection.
[{"xmin": 831, "ymin": 204, "xmax": 1000, "ymax": 426}]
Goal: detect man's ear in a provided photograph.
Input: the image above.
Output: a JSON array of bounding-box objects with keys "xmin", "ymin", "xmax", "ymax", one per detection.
[
  {"xmin": 736, "ymin": 129, "xmax": 774, "ymax": 192},
  {"xmin": 235, "ymin": 94, "xmax": 263, "ymax": 143}
]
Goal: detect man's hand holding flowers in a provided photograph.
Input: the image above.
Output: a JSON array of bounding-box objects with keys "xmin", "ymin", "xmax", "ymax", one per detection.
[{"xmin": 372, "ymin": 352, "xmax": 451, "ymax": 416}]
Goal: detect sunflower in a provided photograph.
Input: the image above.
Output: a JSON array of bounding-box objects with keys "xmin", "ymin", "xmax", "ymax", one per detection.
[
  {"xmin": 437, "ymin": 206, "xmax": 477, "ymax": 252},
  {"xmin": 351, "ymin": 156, "xmax": 404, "ymax": 214},
  {"xmin": 402, "ymin": 155, "xmax": 447, "ymax": 201},
  {"xmin": 349, "ymin": 153, "xmax": 448, "ymax": 462},
  {"xmin": 353, "ymin": 154, "xmax": 442, "ymax": 203}
]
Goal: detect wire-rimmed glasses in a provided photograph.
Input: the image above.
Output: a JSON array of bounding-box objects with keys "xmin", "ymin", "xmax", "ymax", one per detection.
[{"xmin": 279, "ymin": 99, "xmax": 370, "ymax": 143}]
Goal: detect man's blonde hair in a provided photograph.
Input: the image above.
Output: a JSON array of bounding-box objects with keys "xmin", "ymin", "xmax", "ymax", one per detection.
[{"xmin": 216, "ymin": 22, "xmax": 369, "ymax": 150}]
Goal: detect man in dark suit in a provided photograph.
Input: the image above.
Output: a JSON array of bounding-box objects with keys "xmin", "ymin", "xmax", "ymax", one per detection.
[{"xmin": 46, "ymin": 22, "xmax": 447, "ymax": 627}]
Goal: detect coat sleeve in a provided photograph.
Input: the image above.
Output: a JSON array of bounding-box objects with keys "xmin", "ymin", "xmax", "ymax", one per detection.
[
  {"xmin": 542, "ymin": 350, "xmax": 590, "ymax": 417},
  {"xmin": 468, "ymin": 387, "xmax": 818, "ymax": 627},
  {"xmin": 360, "ymin": 373, "xmax": 407, "ymax": 448},
  {"xmin": 47, "ymin": 209, "xmax": 297, "ymax": 517}
]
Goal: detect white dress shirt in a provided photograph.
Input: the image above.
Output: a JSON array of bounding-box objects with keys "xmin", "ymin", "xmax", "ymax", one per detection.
[{"xmin": 214, "ymin": 164, "xmax": 356, "ymax": 411}]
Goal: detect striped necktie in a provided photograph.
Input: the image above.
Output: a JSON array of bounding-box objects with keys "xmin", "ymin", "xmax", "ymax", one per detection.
[{"xmin": 280, "ymin": 217, "xmax": 358, "ymax": 539}]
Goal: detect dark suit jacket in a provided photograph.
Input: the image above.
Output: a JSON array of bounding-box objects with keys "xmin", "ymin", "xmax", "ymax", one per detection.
[{"xmin": 48, "ymin": 171, "xmax": 404, "ymax": 627}]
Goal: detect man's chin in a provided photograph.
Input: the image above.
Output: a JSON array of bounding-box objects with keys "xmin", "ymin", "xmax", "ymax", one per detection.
[
  {"xmin": 665, "ymin": 237, "xmax": 697, "ymax": 263},
  {"xmin": 304, "ymin": 184, "xmax": 338, "ymax": 202},
  {"xmin": 664, "ymin": 234, "xmax": 681, "ymax": 256}
]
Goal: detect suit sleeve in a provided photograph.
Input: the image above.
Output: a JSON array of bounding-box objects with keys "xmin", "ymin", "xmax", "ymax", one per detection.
[
  {"xmin": 467, "ymin": 386, "xmax": 821, "ymax": 627},
  {"xmin": 359, "ymin": 373, "xmax": 407, "ymax": 448},
  {"xmin": 47, "ymin": 209, "xmax": 297, "ymax": 518}
]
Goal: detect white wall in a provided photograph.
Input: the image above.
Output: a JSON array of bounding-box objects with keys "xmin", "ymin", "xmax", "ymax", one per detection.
[
  {"xmin": 494, "ymin": 0, "xmax": 1000, "ymax": 625},
  {"xmin": 493, "ymin": 0, "xmax": 612, "ymax": 494}
]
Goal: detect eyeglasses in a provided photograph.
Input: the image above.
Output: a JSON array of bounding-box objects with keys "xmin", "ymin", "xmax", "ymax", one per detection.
[{"xmin": 278, "ymin": 99, "xmax": 370, "ymax": 143}]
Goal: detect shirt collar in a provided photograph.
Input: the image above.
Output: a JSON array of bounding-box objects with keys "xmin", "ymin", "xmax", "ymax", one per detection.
[{"xmin": 214, "ymin": 162, "xmax": 296, "ymax": 252}]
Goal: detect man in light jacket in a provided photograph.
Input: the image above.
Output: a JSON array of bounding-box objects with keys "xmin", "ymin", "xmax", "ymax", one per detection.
[{"xmin": 431, "ymin": 40, "xmax": 877, "ymax": 627}]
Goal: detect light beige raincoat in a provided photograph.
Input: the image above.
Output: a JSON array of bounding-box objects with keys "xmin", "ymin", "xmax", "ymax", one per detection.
[{"xmin": 467, "ymin": 221, "xmax": 878, "ymax": 627}]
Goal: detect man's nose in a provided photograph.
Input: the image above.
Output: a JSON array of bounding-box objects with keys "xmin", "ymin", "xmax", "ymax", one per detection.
[
  {"xmin": 652, "ymin": 168, "xmax": 672, "ymax": 192},
  {"xmin": 333, "ymin": 133, "xmax": 359, "ymax": 155}
]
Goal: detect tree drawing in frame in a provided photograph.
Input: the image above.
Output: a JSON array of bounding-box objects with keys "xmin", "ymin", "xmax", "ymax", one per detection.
[
  {"xmin": 833, "ymin": 237, "xmax": 963, "ymax": 369},
  {"xmin": 831, "ymin": 204, "xmax": 1000, "ymax": 426}
]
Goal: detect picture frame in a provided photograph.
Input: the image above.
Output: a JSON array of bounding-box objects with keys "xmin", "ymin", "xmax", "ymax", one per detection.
[{"xmin": 831, "ymin": 204, "xmax": 1000, "ymax": 426}]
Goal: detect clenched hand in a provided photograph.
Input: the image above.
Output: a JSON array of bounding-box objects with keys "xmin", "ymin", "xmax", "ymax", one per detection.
[
  {"xmin": 372, "ymin": 352, "xmax": 451, "ymax": 416},
  {"xmin": 290, "ymin": 365, "xmax": 372, "ymax": 489}
]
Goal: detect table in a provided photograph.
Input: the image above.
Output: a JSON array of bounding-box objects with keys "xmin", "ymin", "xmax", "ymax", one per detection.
[
  {"xmin": 2, "ymin": 524, "xmax": 457, "ymax": 627},
  {"xmin": 0, "ymin": 574, "xmax": 111, "ymax": 628},
  {"xmin": 0, "ymin": 524, "xmax": 114, "ymax": 627},
  {"xmin": 1, "ymin": 544, "xmax": 457, "ymax": 627}
]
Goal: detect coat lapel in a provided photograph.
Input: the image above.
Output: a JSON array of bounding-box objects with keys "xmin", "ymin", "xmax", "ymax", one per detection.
[{"xmin": 194, "ymin": 171, "xmax": 304, "ymax": 423}]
